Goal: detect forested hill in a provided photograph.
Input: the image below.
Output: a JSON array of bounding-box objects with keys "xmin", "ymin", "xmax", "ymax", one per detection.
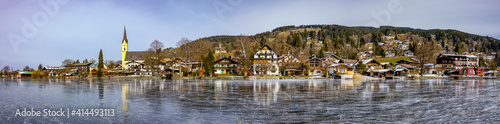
[
  {"xmin": 197, "ymin": 24, "xmax": 498, "ymax": 49},
  {"xmin": 175, "ymin": 24, "xmax": 499, "ymax": 62}
]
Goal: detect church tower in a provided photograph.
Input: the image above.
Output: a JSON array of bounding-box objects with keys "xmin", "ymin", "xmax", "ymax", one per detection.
[{"xmin": 122, "ymin": 26, "xmax": 128, "ymax": 70}]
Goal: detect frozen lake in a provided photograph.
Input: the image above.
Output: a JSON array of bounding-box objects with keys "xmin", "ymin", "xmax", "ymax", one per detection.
[{"xmin": 1, "ymin": 78, "xmax": 500, "ymax": 123}]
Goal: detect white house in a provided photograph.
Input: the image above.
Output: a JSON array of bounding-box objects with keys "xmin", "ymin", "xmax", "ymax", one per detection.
[{"xmin": 253, "ymin": 45, "xmax": 279, "ymax": 76}]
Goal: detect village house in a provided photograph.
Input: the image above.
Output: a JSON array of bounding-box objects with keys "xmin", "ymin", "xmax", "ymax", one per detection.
[
  {"xmin": 321, "ymin": 54, "xmax": 342, "ymax": 67},
  {"xmin": 305, "ymin": 54, "xmax": 323, "ymax": 76},
  {"xmin": 395, "ymin": 64, "xmax": 415, "ymax": 73},
  {"xmin": 435, "ymin": 54, "xmax": 479, "ymax": 70},
  {"xmin": 252, "ymin": 45, "xmax": 279, "ymax": 76},
  {"xmin": 385, "ymin": 51, "xmax": 395, "ymax": 58},
  {"xmin": 338, "ymin": 59, "xmax": 358, "ymax": 67},
  {"xmin": 396, "ymin": 59, "xmax": 416, "ymax": 66},
  {"xmin": 403, "ymin": 50, "xmax": 414, "ymax": 57},
  {"xmin": 380, "ymin": 62, "xmax": 393, "ymax": 69},
  {"xmin": 16, "ymin": 71, "xmax": 33, "ymax": 78},
  {"xmin": 64, "ymin": 63, "xmax": 93, "ymax": 77},
  {"xmin": 165, "ymin": 58, "xmax": 187, "ymax": 74},
  {"xmin": 186, "ymin": 62, "xmax": 200, "ymax": 73},
  {"xmin": 277, "ymin": 53, "xmax": 300, "ymax": 76},
  {"xmin": 43, "ymin": 66, "xmax": 65, "ymax": 77},
  {"xmin": 329, "ymin": 64, "xmax": 354, "ymax": 79},
  {"xmin": 398, "ymin": 44, "xmax": 408, "ymax": 50},
  {"xmin": 214, "ymin": 57, "xmax": 239, "ymax": 75},
  {"xmin": 361, "ymin": 59, "xmax": 382, "ymax": 70}
]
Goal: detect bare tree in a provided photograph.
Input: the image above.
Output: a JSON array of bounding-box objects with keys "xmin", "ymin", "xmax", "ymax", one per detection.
[
  {"xmin": 235, "ymin": 35, "xmax": 254, "ymax": 76},
  {"xmin": 62, "ymin": 59, "xmax": 74, "ymax": 66},
  {"xmin": 144, "ymin": 40, "xmax": 166, "ymax": 76},
  {"xmin": 2, "ymin": 66, "xmax": 10, "ymax": 75},
  {"xmin": 176, "ymin": 38, "xmax": 193, "ymax": 61},
  {"xmin": 415, "ymin": 41, "xmax": 439, "ymax": 76},
  {"xmin": 23, "ymin": 66, "xmax": 32, "ymax": 71},
  {"xmin": 105, "ymin": 60, "xmax": 117, "ymax": 70},
  {"xmin": 89, "ymin": 59, "xmax": 96, "ymax": 64}
]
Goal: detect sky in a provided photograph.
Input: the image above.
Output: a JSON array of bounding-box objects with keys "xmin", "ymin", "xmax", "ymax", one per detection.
[{"xmin": 0, "ymin": 0, "xmax": 499, "ymax": 70}]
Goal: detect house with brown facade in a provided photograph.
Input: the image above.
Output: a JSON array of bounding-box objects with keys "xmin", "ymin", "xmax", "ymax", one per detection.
[{"xmin": 214, "ymin": 57, "xmax": 239, "ymax": 75}]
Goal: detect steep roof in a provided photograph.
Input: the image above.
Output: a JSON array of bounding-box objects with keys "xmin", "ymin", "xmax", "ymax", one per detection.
[
  {"xmin": 122, "ymin": 26, "xmax": 128, "ymax": 44},
  {"xmin": 361, "ymin": 59, "xmax": 380, "ymax": 65},
  {"xmin": 396, "ymin": 59, "xmax": 415, "ymax": 64},
  {"xmin": 278, "ymin": 54, "xmax": 299, "ymax": 62},
  {"xmin": 125, "ymin": 51, "xmax": 146, "ymax": 61},
  {"xmin": 306, "ymin": 54, "xmax": 321, "ymax": 62},
  {"xmin": 214, "ymin": 57, "xmax": 238, "ymax": 64},
  {"xmin": 339, "ymin": 59, "xmax": 358, "ymax": 64},
  {"xmin": 380, "ymin": 62, "xmax": 393, "ymax": 65},
  {"xmin": 398, "ymin": 64, "xmax": 415, "ymax": 69},
  {"xmin": 322, "ymin": 54, "xmax": 342, "ymax": 60},
  {"xmin": 257, "ymin": 44, "xmax": 273, "ymax": 52}
]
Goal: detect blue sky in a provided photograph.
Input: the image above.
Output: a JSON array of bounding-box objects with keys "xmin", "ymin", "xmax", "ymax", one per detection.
[{"xmin": 1, "ymin": 0, "xmax": 499, "ymax": 70}]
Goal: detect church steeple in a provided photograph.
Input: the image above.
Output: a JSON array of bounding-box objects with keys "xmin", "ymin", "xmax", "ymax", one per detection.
[
  {"xmin": 122, "ymin": 26, "xmax": 128, "ymax": 43},
  {"xmin": 122, "ymin": 25, "xmax": 129, "ymax": 70}
]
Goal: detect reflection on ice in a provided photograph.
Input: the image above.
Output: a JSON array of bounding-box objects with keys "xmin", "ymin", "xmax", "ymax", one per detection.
[{"xmin": 2, "ymin": 79, "xmax": 500, "ymax": 123}]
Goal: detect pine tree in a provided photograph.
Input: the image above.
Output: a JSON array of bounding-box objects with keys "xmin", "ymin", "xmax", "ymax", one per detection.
[
  {"xmin": 318, "ymin": 48, "xmax": 324, "ymax": 57},
  {"xmin": 309, "ymin": 44, "xmax": 313, "ymax": 55},
  {"xmin": 97, "ymin": 49, "xmax": 104, "ymax": 77},
  {"xmin": 76, "ymin": 59, "xmax": 80, "ymax": 63},
  {"xmin": 204, "ymin": 51, "xmax": 215, "ymax": 76},
  {"xmin": 260, "ymin": 36, "xmax": 267, "ymax": 46},
  {"xmin": 360, "ymin": 38, "xmax": 366, "ymax": 46},
  {"xmin": 355, "ymin": 62, "xmax": 366, "ymax": 73}
]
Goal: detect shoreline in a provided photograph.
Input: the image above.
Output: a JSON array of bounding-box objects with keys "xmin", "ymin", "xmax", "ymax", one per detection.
[{"xmin": 3, "ymin": 75, "xmax": 499, "ymax": 80}]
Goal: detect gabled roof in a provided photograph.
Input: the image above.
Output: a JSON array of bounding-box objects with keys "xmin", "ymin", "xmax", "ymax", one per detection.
[
  {"xmin": 339, "ymin": 59, "xmax": 358, "ymax": 64},
  {"xmin": 396, "ymin": 59, "xmax": 415, "ymax": 64},
  {"xmin": 361, "ymin": 59, "xmax": 380, "ymax": 65},
  {"xmin": 254, "ymin": 44, "xmax": 278, "ymax": 56},
  {"xmin": 322, "ymin": 54, "xmax": 342, "ymax": 60},
  {"xmin": 329, "ymin": 63, "xmax": 353, "ymax": 69},
  {"xmin": 398, "ymin": 64, "xmax": 415, "ymax": 69},
  {"xmin": 125, "ymin": 51, "xmax": 146, "ymax": 61},
  {"xmin": 278, "ymin": 54, "xmax": 300, "ymax": 62},
  {"xmin": 306, "ymin": 54, "xmax": 321, "ymax": 62},
  {"xmin": 257, "ymin": 44, "xmax": 274, "ymax": 52},
  {"xmin": 214, "ymin": 57, "xmax": 238, "ymax": 64},
  {"xmin": 380, "ymin": 62, "xmax": 393, "ymax": 65}
]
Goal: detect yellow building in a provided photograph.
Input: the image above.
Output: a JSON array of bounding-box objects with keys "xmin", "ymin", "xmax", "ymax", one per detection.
[
  {"xmin": 122, "ymin": 26, "xmax": 128, "ymax": 70},
  {"xmin": 121, "ymin": 26, "xmax": 146, "ymax": 71},
  {"xmin": 329, "ymin": 64, "xmax": 354, "ymax": 76}
]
